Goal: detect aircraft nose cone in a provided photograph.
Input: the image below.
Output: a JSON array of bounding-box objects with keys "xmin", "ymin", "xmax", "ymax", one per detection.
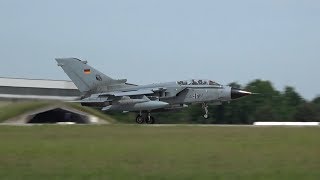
[{"xmin": 231, "ymin": 88, "xmax": 252, "ymax": 99}]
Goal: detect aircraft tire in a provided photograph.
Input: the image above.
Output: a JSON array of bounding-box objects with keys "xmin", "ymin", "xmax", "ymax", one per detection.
[
  {"xmin": 136, "ymin": 115, "xmax": 145, "ymax": 124},
  {"xmin": 146, "ymin": 116, "xmax": 155, "ymax": 124}
]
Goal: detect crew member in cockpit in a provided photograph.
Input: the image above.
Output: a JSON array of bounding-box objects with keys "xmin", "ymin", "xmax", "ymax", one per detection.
[{"xmin": 192, "ymin": 79, "xmax": 198, "ymax": 85}]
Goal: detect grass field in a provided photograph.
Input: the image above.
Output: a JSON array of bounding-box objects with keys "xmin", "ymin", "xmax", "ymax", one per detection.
[{"xmin": 0, "ymin": 125, "xmax": 319, "ymax": 180}]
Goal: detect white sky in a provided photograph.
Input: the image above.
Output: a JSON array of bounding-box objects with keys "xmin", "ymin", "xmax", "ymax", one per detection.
[{"xmin": 0, "ymin": 0, "xmax": 319, "ymax": 100}]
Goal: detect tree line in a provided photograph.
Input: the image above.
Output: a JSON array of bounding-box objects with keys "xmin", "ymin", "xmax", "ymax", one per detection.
[{"xmin": 111, "ymin": 79, "xmax": 320, "ymax": 124}]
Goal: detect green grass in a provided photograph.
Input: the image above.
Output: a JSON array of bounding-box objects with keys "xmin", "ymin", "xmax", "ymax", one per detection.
[
  {"xmin": 0, "ymin": 125, "xmax": 319, "ymax": 180},
  {"xmin": 0, "ymin": 101, "xmax": 51, "ymax": 122},
  {"xmin": 0, "ymin": 101, "xmax": 10, "ymax": 107}
]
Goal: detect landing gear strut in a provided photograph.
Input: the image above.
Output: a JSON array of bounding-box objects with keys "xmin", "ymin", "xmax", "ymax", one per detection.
[
  {"xmin": 135, "ymin": 112, "xmax": 155, "ymax": 124},
  {"xmin": 202, "ymin": 103, "xmax": 209, "ymax": 119}
]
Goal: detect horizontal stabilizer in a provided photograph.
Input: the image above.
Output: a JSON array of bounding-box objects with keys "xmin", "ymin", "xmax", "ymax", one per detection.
[
  {"xmin": 114, "ymin": 79, "xmax": 127, "ymax": 84},
  {"xmin": 102, "ymin": 106, "xmax": 112, "ymax": 111}
]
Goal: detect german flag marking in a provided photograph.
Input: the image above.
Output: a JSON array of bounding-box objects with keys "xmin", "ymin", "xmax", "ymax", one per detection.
[{"xmin": 84, "ymin": 69, "xmax": 91, "ymax": 74}]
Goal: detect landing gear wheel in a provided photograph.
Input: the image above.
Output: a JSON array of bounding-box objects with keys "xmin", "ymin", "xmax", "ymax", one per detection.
[
  {"xmin": 136, "ymin": 115, "xmax": 145, "ymax": 124},
  {"xmin": 145, "ymin": 116, "xmax": 155, "ymax": 124}
]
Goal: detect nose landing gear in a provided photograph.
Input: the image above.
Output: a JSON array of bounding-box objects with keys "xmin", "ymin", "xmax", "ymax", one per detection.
[{"xmin": 202, "ymin": 103, "xmax": 209, "ymax": 119}]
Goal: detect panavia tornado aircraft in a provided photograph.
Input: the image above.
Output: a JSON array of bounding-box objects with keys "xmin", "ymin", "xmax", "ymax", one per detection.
[{"xmin": 56, "ymin": 58, "xmax": 253, "ymax": 124}]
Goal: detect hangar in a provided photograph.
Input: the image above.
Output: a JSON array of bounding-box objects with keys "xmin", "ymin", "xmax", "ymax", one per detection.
[
  {"xmin": 0, "ymin": 77, "xmax": 112, "ymax": 124},
  {"xmin": 0, "ymin": 77, "xmax": 80, "ymax": 100},
  {"xmin": 3, "ymin": 104, "xmax": 107, "ymax": 125}
]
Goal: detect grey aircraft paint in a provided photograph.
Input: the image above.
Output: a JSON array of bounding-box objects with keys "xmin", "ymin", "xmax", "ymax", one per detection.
[{"xmin": 56, "ymin": 58, "xmax": 253, "ymax": 124}]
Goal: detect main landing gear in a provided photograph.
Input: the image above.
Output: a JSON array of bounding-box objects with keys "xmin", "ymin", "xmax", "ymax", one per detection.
[
  {"xmin": 136, "ymin": 112, "xmax": 155, "ymax": 124},
  {"xmin": 202, "ymin": 103, "xmax": 209, "ymax": 119}
]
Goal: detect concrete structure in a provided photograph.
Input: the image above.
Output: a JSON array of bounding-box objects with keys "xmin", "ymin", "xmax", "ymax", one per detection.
[
  {"xmin": 0, "ymin": 77, "xmax": 80, "ymax": 100},
  {"xmin": 4, "ymin": 104, "xmax": 107, "ymax": 125},
  {"xmin": 254, "ymin": 122, "xmax": 320, "ymax": 126}
]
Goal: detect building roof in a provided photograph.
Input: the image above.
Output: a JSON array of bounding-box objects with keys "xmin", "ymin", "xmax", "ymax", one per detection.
[{"xmin": 0, "ymin": 77, "xmax": 77, "ymax": 90}]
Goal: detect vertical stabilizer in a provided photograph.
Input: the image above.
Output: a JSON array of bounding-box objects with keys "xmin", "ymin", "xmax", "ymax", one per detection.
[{"xmin": 56, "ymin": 58, "xmax": 120, "ymax": 93}]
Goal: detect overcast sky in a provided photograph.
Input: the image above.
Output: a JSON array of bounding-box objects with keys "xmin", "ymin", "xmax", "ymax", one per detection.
[{"xmin": 0, "ymin": 0, "xmax": 319, "ymax": 100}]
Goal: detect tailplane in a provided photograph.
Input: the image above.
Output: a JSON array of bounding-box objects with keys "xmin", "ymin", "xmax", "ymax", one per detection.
[{"xmin": 56, "ymin": 58, "xmax": 126, "ymax": 93}]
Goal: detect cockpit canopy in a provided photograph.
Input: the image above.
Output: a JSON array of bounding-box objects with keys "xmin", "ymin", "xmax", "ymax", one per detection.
[{"xmin": 177, "ymin": 79, "xmax": 221, "ymax": 86}]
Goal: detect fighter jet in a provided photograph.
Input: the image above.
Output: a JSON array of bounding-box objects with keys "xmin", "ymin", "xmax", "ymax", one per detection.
[{"xmin": 56, "ymin": 58, "xmax": 253, "ymax": 124}]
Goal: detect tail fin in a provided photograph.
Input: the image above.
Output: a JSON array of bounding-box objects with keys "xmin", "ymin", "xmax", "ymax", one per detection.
[{"xmin": 56, "ymin": 58, "xmax": 126, "ymax": 93}]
